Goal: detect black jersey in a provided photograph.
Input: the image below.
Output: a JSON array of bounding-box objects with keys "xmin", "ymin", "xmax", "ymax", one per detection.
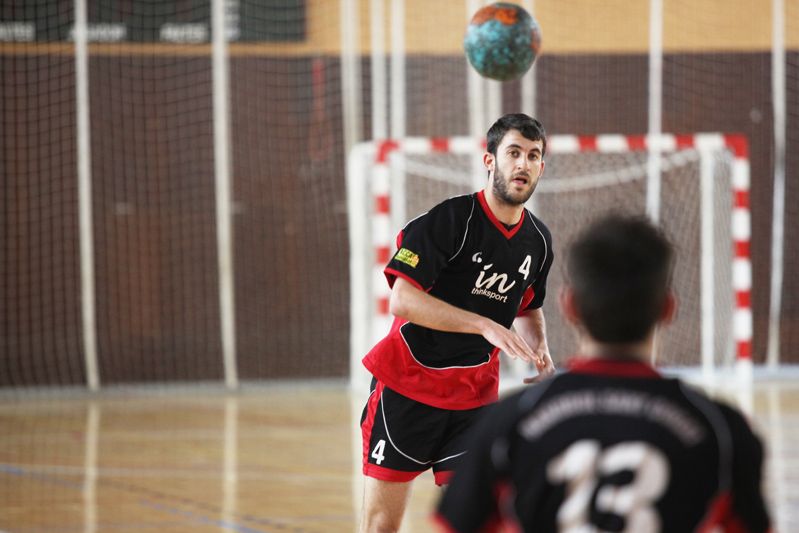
[
  {"xmin": 436, "ymin": 357, "xmax": 771, "ymax": 533},
  {"xmin": 362, "ymin": 191, "xmax": 553, "ymax": 410}
]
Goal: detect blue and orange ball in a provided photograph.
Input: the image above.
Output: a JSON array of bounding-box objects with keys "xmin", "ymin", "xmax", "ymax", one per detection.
[{"xmin": 464, "ymin": 3, "xmax": 542, "ymax": 81}]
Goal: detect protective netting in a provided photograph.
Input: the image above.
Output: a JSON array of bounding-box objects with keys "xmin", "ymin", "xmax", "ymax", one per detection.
[
  {"xmin": 1, "ymin": 0, "xmax": 795, "ymax": 391},
  {"xmin": 781, "ymin": 0, "xmax": 799, "ymax": 361},
  {"xmin": 1, "ymin": 2, "xmax": 84, "ymax": 387},
  {"xmin": 0, "ymin": 1, "xmax": 348, "ymax": 390}
]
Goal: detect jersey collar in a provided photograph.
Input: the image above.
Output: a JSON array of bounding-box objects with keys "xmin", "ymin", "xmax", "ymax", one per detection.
[
  {"xmin": 566, "ymin": 356, "xmax": 662, "ymax": 378},
  {"xmin": 477, "ymin": 190, "xmax": 525, "ymax": 239}
]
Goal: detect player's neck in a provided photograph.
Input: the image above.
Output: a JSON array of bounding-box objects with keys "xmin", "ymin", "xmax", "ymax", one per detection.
[
  {"xmin": 482, "ymin": 188, "xmax": 525, "ymax": 225},
  {"xmin": 577, "ymin": 334, "xmax": 655, "ymax": 364}
]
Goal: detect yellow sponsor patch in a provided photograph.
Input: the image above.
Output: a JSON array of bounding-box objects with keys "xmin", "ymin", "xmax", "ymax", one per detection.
[{"xmin": 394, "ymin": 247, "xmax": 420, "ymax": 268}]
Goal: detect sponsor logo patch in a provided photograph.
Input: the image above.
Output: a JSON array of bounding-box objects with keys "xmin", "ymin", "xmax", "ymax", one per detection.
[{"xmin": 394, "ymin": 247, "xmax": 420, "ymax": 268}]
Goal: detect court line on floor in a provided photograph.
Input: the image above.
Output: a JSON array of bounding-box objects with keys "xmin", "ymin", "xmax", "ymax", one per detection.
[
  {"xmin": 139, "ymin": 500, "xmax": 268, "ymax": 533},
  {"xmin": 0, "ymin": 463, "xmax": 290, "ymax": 533}
]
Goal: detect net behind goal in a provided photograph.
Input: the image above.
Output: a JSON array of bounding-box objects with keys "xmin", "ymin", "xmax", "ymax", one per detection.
[{"xmin": 348, "ymin": 134, "xmax": 752, "ymax": 390}]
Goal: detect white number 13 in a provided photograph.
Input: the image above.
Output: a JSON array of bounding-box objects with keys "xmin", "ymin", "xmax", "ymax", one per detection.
[{"xmin": 547, "ymin": 440, "xmax": 669, "ymax": 532}]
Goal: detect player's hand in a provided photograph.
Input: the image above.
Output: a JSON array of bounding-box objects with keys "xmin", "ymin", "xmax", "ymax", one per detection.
[
  {"xmin": 523, "ymin": 349, "xmax": 554, "ymax": 384},
  {"xmin": 479, "ymin": 320, "xmax": 537, "ymax": 363}
]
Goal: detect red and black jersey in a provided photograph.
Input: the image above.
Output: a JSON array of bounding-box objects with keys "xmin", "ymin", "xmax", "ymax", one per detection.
[
  {"xmin": 436, "ymin": 357, "xmax": 772, "ymax": 533},
  {"xmin": 362, "ymin": 190, "xmax": 553, "ymax": 410}
]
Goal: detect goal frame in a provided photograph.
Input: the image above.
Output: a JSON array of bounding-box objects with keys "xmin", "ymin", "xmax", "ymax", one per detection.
[{"xmin": 347, "ymin": 133, "xmax": 752, "ymax": 390}]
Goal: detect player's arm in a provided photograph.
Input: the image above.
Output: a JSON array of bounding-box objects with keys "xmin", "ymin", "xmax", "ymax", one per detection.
[
  {"xmin": 514, "ymin": 308, "xmax": 555, "ymax": 381},
  {"xmin": 724, "ymin": 407, "xmax": 772, "ymax": 532},
  {"xmin": 390, "ymin": 277, "xmax": 539, "ymax": 363}
]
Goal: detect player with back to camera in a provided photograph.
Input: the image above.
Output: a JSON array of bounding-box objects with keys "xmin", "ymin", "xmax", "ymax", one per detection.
[
  {"xmin": 435, "ymin": 214, "xmax": 772, "ymax": 533},
  {"xmin": 359, "ymin": 113, "xmax": 557, "ymax": 532}
]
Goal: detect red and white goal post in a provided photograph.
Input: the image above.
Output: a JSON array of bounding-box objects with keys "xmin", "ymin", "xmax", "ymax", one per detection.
[{"xmin": 347, "ymin": 134, "xmax": 752, "ymax": 391}]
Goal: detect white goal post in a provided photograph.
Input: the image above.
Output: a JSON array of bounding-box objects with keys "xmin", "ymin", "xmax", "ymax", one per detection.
[{"xmin": 347, "ymin": 134, "xmax": 752, "ymax": 391}]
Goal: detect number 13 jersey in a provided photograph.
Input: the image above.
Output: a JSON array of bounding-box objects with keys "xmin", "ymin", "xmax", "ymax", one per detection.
[
  {"xmin": 362, "ymin": 191, "xmax": 554, "ymax": 410},
  {"xmin": 436, "ymin": 358, "xmax": 771, "ymax": 532}
]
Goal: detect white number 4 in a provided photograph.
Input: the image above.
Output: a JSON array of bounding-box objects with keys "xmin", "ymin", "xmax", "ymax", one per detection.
[
  {"xmin": 371, "ymin": 439, "xmax": 387, "ymax": 465},
  {"xmin": 518, "ymin": 255, "xmax": 532, "ymax": 280}
]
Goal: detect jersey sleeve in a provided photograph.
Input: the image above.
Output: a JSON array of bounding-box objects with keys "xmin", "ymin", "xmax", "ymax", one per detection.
[
  {"xmin": 385, "ymin": 198, "xmax": 469, "ymax": 291},
  {"xmin": 520, "ymin": 220, "xmax": 554, "ymax": 313},
  {"xmin": 723, "ymin": 406, "xmax": 772, "ymax": 532}
]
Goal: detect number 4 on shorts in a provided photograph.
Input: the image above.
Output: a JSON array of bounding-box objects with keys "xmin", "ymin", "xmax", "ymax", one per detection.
[{"xmin": 371, "ymin": 439, "xmax": 386, "ymax": 465}]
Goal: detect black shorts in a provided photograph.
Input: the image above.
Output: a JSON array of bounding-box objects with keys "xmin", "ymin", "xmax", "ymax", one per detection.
[{"xmin": 360, "ymin": 377, "xmax": 486, "ymax": 485}]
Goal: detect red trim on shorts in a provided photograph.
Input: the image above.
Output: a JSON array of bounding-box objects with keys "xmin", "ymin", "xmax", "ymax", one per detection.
[
  {"xmin": 384, "ymin": 267, "xmax": 426, "ymax": 291},
  {"xmin": 363, "ymin": 462, "xmax": 422, "ymax": 483},
  {"xmin": 432, "ymin": 513, "xmax": 462, "ymax": 533},
  {"xmin": 477, "ymin": 190, "xmax": 524, "ymax": 239},
  {"xmin": 361, "ymin": 382, "xmax": 383, "ymax": 472},
  {"xmin": 566, "ymin": 357, "xmax": 662, "ymax": 378},
  {"xmin": 434, "ymin": 470, "xmax": 454, "ymax": 486}
]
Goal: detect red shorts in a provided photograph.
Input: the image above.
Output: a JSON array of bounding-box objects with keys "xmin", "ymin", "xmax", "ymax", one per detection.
[{"xmin": 360, "ymin": 378, "xmax": 486, "ymax": 485}]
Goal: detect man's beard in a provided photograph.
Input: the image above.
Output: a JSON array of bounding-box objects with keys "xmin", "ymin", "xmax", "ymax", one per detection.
[{"xmin": 492, "ymin": 167, "xmax": 536, "ymax": 206}]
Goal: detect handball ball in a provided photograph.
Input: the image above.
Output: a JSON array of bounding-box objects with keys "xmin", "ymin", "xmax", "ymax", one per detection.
[{"xmin": 464, "ymin": 3, "xmax": 542, "ymax": 81}]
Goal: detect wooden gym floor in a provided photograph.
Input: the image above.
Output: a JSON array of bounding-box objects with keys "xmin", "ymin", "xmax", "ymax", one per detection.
[{"xmin": 1, "ymin": 379, "xmax": 798, "ymax": 532}]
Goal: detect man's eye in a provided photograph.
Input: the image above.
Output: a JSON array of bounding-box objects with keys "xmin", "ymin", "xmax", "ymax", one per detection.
[{"xmin": 510, "ymin": 150, "xmax": 519, "ymax": 157}]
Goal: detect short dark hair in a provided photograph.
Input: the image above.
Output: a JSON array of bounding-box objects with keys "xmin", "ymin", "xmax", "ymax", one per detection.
[
  {"xmin": 486, "ymin": 113, "xmax": 547, "ymax": 156},
  {"xmin": 566, "ymin": 214, "xmax": 674, "ymax": 343}
]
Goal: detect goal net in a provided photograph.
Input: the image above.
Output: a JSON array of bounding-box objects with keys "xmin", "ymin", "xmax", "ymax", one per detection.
[{"xmin": 348, "ymin": 134, "xmax": 752, "ymax": 390}]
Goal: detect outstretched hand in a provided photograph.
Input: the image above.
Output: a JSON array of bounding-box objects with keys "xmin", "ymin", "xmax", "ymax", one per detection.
[
  {"xmin": 523, "ymin": 349, "xmax": 555, "ymax": 384},
  {"xmin": 479, "ymin": 316, "xmax": 554, "ymax": 383},
  {"xmin": 480, "ymin": 320, "xmax": 538, "ymax": 363}
]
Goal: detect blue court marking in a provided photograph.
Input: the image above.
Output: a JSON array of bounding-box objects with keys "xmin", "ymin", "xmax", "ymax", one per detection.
[
  {"xmin": 0, "ymin": 463, "xmax": 292, "ymax": 532},
  {"xmin": 0, "ymin": 463, "xmax": 83, "ymax": 490},
  {"xmin": 1, "ymin": 520, "xmax": 190, "ymax": 532},
  {"xmin": 139, "ymin": 500, "xmax": 269, "ymax": 533}
]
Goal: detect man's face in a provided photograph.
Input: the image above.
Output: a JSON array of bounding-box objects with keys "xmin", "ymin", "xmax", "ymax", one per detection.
[{"xmin": 485, "ymin": 129, "xmax": 545, "ymax": 206}]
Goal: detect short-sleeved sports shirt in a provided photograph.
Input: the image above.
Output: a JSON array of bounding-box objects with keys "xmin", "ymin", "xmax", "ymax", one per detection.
[
  {"xmin": 362, "ymin": 190, "xmax": 553, "ymax": 410},
  {"xmin": 436, "ymin": 357, "xmax": 772, "ymax": 532}
]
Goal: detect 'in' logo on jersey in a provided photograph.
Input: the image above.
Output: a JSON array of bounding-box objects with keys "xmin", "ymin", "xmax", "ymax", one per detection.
[{"xmin": 470, "ymin": 253, "xmax": 532, "ymax": 303}]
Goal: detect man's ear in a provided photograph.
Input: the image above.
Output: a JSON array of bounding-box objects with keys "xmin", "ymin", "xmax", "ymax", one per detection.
[
  {"xmin": 559, "ymin": 286, "xmax": 581, "ymax": 326},
  {"xmin": 483, "ymin": 152, "xmax": 495, "ymax": 173},
  {"xmin": 660, "ymin": 291, "xmax": 677, "ymax": 325}
]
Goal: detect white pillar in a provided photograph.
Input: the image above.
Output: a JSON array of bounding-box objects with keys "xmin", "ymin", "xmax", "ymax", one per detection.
[
  {"xmin": 767, "ymin": 0, "xmax": 786, "ymax": 369},
  {"xmin": 646, "ymin": 0, "xmax": 664, "ymax": 222},
  {"xmin": 341, "ymin": 0, "xmax": 363, "ymax": 154},
  {"xmin": 212, "ymin": 0, "xmax": 238, "ymax": 389},
  {"xmin": 370, "ymin": 0, "xmax": 388, "ymax": 140},
  {"xmin": 74, "ymin": 0, "xmax": 100, "ymax": 391}
]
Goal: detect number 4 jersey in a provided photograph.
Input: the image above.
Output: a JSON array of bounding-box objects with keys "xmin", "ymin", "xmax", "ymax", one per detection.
[
  {"xmin": 436, "ymin": 357, "xmax": 771, "ymax": 533},
  {"xmin": 362, "ymin": 191, "xmax": 554, "ymax": 410}
]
